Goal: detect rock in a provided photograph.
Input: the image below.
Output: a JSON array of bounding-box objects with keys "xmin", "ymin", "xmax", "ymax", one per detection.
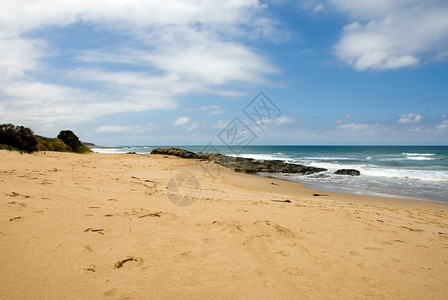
[
  {"xmin": 334, "ymin": 169, "xmax": 360, "ymax": 176},
  {"xmin": 150, "ymin": 147, "xmax": 199, "ymax": 159},
  {"xmin": 151, "ymin": 147, "xmax": 327, "ymax": 175}
]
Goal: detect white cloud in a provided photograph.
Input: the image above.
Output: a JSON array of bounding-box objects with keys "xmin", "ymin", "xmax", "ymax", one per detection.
[
  {"xmin": 174, "ymin": 117, "xmax": 190, "ymax": 126},
  {"xmin": 95, "ymin": 125, "xmax": 134, "ymax": 133},
  {"xmin": 0, "ymin": 0, "xmax": 280, "ymax": 131},
  {"xmin": 187, "ymin": 122, "xmax": 199, "ymax": 131},
  {"xmin": 0, "ymin": 38, "xmax": 47, "ymax": 79},
  {"xmin": 276, "ymin": 116, "xmax": 295, "ymax": 125},
  {"xmin": 330, "ymin": 0, "xmax": 448, "ymax": 71},
  {"xmin": 197, "ymin": 105, "xmax": 220, "ymax": 111},
  {"xmin": 95, "ymin": 124, "xmax": 157, "ymax": 133},
  {"xmin": 437, "ymin": 119, "xmax": 448, "ymax": 130},
  {"xmin": 339, "ymin": 122, "xmax": 372, "ymax": 131},
  {"xmin": 0, "ymin": 73, "xmax": 177, "ymax": 130},
  {"xmin": 398, "ymin": 113, "xmax": 423, "ymax": 124},
  {"xmin": 199, "ymin": 105, "xmax": 227, "ymax": 115},
  {"xmin": 337, "ymin": 122, "xmax": 389, "ymax": 137},
  {"xmin": 186, "ymin": 105, "xmax": 226, "ymax": 115},
  {"xmin": 313, "ymin": 4, "xmax": 324, "ymax": 13},
  {"xmin": 208, "ymin": 110, "xmax": 227, "ymax": 115},
  {"xmin": 214, "ymin": 120, "xmax": 228, "ymax": 129}
]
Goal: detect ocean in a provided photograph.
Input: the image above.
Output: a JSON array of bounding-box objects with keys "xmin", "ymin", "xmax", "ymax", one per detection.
[{"xmin": 91, "ymin": 145, "xmax": 448, "ymax": 204}]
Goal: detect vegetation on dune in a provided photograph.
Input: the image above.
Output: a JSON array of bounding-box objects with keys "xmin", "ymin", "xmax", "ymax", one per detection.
[
  {"xmin": 0, "ymin": 123, "xmax": 38, "ymax": 153},
  {"xmin": 36, "ymin": 136, "xmax": 72, "ymax": 152},
  {"xmin": 57, "ymin": 130, "xmax": 91, "ymax": 153},
  {"xmin": 0, "ymin": 123, "xmax": 91, "ymax": 154}
]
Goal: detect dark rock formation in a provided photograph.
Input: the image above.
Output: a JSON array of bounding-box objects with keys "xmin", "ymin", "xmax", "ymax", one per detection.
[
  {"xmin": 208, "ymin": 154, "xmax": 326, "ymax": 174},
  {"xmin": 334, "ymin": 169, "xmax": 361, "ymax": 176},
  {"xmin": 151, "ymin": 147, "xmax": 327, "ymax": 175},
  {"xmin": 151, "ymin": 147, "xmax": 199, "ymax": 159}
]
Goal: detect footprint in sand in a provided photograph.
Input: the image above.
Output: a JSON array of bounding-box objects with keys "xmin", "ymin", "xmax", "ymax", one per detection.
[
  {"xmin": 275, "ymin": 250, "xmax": 290, "ymax": 257},
  {"xmin": 113, "ymin": 256, "xmax": 143, "ymax": 269},
  {"xmin": 103, "ymin": 288, "xmax": 117, "ymax": 297},
  {"xmin": 364, "ymin": 247, "xmax": 383, "ymax": 251},
  {"xmin": 252, "ymin": 220, "xmax": 296, "ymax": 239},
  {"xmin": 84, "ymin": 228, "xmax": 104, "ymax": 235},
  {"xmin": 242, "ymin": 220, "xmax": 301, "ymax": 289},
  {"xmin": 399, "ymin": 225, "xmax": 424, "ymax": 232},
  {"xmin": 212, "ymin": 220, "xmax": 244, "ymax": 234},
  {"xmin": 80, "ymin": 265, "xmax": 96, "ymax": 273},
  {"xmin": 7, "ymin": 201, "xmax": 26, "ymax": 208}
]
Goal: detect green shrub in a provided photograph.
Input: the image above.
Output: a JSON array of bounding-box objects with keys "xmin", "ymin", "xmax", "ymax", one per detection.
[
  {"xmin": 0, "ymin": 124, "xmax": 91, "ymax": 154},
  {"xmin": 36, "ymin": 136, "xmax": 72, "ymax": 152},
  {"xmin": 57, "ymin": 130, "xmax": 91, "ymax": 153},
  {"xmin": 0, "ymin": 123, "xmax": 38, "ymax": 153}
]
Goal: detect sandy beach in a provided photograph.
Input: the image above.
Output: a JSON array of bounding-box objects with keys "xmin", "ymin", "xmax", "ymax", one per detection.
[{"xmin": 1, "ymin": 149, "xmax": 447, "ymax": 299}]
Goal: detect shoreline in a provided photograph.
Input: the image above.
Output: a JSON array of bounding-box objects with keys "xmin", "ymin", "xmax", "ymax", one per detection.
[
  {"xmin": 1, "ymin": 150, "xmax": 447, "ymax": 298},
  {"xmin": 97, "ymin": 149, "xmax": 448, "ymax": 207},
  {"xmin": 215, "ymin": 161, "xmax": 448, "ymax": 211},
  {"xmin": 95, "ymin": 146, "xmax": 448, "ymax": 205},
  {"xmin": 261, "ymin": 174, "xmax": 448, "ymax": 206}
]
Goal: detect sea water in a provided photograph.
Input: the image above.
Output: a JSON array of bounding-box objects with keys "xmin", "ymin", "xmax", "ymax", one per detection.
[{"xmin": 92, "ymin": 145, "xmax": 448, "ymax": 203}]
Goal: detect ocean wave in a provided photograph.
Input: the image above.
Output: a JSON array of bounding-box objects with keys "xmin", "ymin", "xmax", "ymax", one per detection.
[
  {"xmin": 229, "ymin": 153, "xmax": 290, "ymax": 161},
  {"xmin": 378, "ymin": 157, "xmax": 438, "ymax": 161},
  {"xmin": 91, "ymin": 147, "xmax": 126, "ymax": 154},
  {"xmin": 405, "ymin": 156, "xmax": 438, "ymax": 161},
  {"xmin": 91, "ymin": 146, "xmax": 141, "ymax": 154},
  {"xmin": 403, "ymin": 152, "xmax": 436, "ymax": 156},
  {"xmin": 305, "ymin": 161, "xmax": 448, "ymax": 183},
  {"xmin": 359, "ymin": 168, "xmax": 448, "ymax": 183},
  {"xmin": 301, "ymin": 156, "xmax": 360, "ymax": 161}
]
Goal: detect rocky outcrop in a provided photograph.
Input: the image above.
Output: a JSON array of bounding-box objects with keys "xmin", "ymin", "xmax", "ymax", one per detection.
[
  {"xmin": 206, "ymin": 154, "xmax": 326, "ymax": 174},
  {"xmin": 151, "ymin": 147, "xmax": 199, "ymax": 159},
  {"xmin": 151, "ymin": 148, "xmax": 327, "ymax": 175},
  {"xmin": 334, "ymin": 169, "xmax": 361, "ymax": 176}
]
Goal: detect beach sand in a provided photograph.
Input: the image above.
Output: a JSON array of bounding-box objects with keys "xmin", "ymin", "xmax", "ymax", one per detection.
[{"xmin": 1, "ymin": 150, "xmax": 447, "ymax": 299}]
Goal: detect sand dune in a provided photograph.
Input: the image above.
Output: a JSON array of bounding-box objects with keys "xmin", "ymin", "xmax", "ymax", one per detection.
[{"xmin": 0, "ymin": 150, "xmax": 447, "ymax": 299}]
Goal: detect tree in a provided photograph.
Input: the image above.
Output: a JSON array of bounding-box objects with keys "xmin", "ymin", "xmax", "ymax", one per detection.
[
  {"xmin": 57, "ymin": 130, "xmax": 82, "ymax": 152},
  {"xmin": 0, "ymin": 123, "xmax": 38, "ymax": 153}
]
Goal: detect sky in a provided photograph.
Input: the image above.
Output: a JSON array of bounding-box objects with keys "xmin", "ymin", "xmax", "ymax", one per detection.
[{"xmin": 0, "ymin": 0, "xmax": 447, "ymax": 146}]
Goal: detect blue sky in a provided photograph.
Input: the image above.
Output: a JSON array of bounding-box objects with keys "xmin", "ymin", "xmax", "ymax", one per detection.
[{"xmin": 0, "ymin": 0, "xmax": 447, "ymax": 145}]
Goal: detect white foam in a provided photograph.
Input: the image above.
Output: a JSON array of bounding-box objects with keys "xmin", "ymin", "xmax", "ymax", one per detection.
[
  {"xmin": 229, "ymin": 153, "xmax": 288, "ymax": 161},
  {"xmin": 405, "ymin": 156, "xmax": 437, "ymax": 161},
  {"xmin": 404, "ymin": 152, "xmax": 435, "ymax": 156},
  {"xmin": 302, "ymin": 156, "xmax": 359, "ymax": 161},
  {"xmin": 304, "ymin": 160, "xmax": 448, "ymax": 183},
  {"xmin": 91, "ymin": 147, "xmax": 136, "ymax": 154},
  {"xmin": 359, "ymin": 167, "xmax": 448, "ymax": 182}
]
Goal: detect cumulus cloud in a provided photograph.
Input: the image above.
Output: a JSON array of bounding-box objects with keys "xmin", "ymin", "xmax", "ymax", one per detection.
[
  {"xmin": 398, "ymin": 113, "xmax": 423, "ymax": 124},
  {"xmin": 329, "ymin": 0, "xmax": 448, "ymax": 71},
  {"xmin": 173, "ymin": 117, "xmax": 190, "ymax": 126},
  {"xmin": 0, "ymin": 0, "xmax": 280, "ymax": 130}
]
